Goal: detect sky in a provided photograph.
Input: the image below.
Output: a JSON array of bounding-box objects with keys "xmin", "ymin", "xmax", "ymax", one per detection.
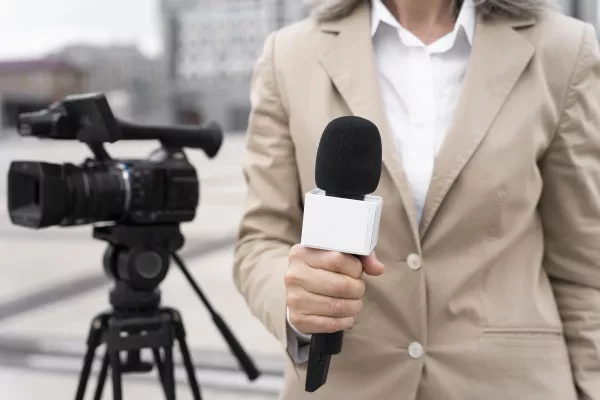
[{"xmin": 0, "ymin": 0, "xmax": 163, "ymax": 61}]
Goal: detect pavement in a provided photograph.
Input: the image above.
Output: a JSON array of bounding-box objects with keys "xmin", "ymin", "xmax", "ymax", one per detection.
[{"xmin": 0, "ymin": 132, "xmax": 285, "ymax": 399}]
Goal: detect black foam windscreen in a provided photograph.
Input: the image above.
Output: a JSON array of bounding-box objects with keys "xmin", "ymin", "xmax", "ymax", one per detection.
[{"xmin": 315, "ymin": 116, "xmax": 382, "ymax": 197}]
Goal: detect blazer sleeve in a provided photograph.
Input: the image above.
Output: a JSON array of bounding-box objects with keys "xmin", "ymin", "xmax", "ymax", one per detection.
[
  {"xmin": 233, "ymin": 31, "xmax": 305, "ymax": 359},
  {"xmin": 539, "ymin": 24, "xmax": 600, "ymax": 400}
]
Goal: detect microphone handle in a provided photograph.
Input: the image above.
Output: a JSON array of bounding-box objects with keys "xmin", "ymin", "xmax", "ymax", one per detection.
[
  {"xmin": 305, "ymin": 331, "xmax": 344, "ymax": 392},
  {"xmin": 311, "ymin": 331, "xmax": 344, "ymax": 354}
]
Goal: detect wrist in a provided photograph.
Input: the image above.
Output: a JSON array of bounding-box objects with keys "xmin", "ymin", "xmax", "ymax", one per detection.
[{"xmin": 286, "ymin": 307, "xmax": 312, "ymax": 343}]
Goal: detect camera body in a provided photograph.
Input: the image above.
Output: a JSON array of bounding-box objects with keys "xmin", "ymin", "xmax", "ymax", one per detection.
[
  {"xmin": 7, "ymin": 92, "xmax": 222, "ymax": 229},
  {"xmin": 9, "ymin": 150, "xmax": 199, "ymax": 229}
]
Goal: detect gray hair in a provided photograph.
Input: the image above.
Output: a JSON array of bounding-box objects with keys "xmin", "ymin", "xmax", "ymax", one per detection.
[{"xmin": 305, "ymin": 0, "xmax": 553, "ymax": 21}]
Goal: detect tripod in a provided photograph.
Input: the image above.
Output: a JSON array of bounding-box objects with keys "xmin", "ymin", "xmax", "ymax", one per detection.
[{"xmin": 74, "ymin": 224, "xmax": 259, "ymax": 400}]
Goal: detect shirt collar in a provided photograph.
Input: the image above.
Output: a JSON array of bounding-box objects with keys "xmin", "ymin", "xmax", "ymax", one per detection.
[{"xmin": 371, "ymin": 0, "xmax": 476, "ymax": 48}]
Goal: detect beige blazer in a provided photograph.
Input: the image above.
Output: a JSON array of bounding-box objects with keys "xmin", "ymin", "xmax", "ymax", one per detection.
[{"xmin": 234, "ymin": 2, "xmax": 600, "ymax": 399}]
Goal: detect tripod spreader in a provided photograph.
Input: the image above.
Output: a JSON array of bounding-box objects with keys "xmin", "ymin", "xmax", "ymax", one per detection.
[{"xmin": 75, "ymin": 307, "xmax": 198, "ymax": 400}]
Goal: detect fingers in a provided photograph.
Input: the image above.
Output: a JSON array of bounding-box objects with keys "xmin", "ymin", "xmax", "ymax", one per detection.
[
  {"xmin": 289, "ymin": 245, "xmax": 363, "ymax": 279},
  {"xmin": 286, "ymin": 258, "xmax": 366, "ymax": 300},
  {"xmin": 288, "ymin": 313, "xmax": 356, "ymax": 335},
  {"xmin": 287, "ymin": 290, "xmax": 364, "ymax": 318},
  {"xmin": 285, "ymin": 245, "xmax": 385, "ymax": 335},
  {"xmin": 359, "ymin": 252, "xmax": 385, "ymax": 276}
]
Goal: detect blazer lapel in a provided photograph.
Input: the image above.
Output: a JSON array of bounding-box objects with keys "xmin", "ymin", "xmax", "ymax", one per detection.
[
  {"xmin": 419, "ymin": 15, "xmax": 536, "ymax": 238},
  {"xmin": 318, "ymin": 2, "xmax": 422, "ymax": 245}
]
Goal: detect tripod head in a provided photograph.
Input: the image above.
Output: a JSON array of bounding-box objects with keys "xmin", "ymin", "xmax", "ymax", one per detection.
[{"xmin": 95, "ymin": 223, "xmax": 184, "ymax": 314}]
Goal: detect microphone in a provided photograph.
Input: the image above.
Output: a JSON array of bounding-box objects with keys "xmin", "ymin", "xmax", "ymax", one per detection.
[{"xmin": 301, "ymin": 116, "xmax": 383, "ymax": 392}]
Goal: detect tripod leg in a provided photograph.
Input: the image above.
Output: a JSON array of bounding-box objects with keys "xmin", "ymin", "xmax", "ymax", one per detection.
[
  {"xmin": 152, "ymin": 348, "xmax": 170, "ymax": 398},
  {"xmin": 74, "ymin": 342, "xmax": 98, "ymax": 400},
  {"xmin": 172, "ymin": 314, "xmax": 203, "ymax": 400},
  {"xmin": 178, "ymin": 337, "xmax": 203, "ymax": 400},
  {"xmin": 110, "ymin": 351, "xmax": 123, "ymax": 400},
  {"xmin": 75, "ymin": 317, "xmax": 105, "ymax": 400},
  {"xmin": 93, "ymin": 350, "xmax": 110, "ymax": 400},
  {"xmin": 164, "ymin": 344, "xmax": 177, "ymax": 400}
]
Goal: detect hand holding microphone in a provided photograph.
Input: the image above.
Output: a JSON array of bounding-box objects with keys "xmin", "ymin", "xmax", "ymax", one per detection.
[
  {"xmin": 288, "ymin": 116, "xmax": 384, "ymax": 392},
  {"xmin": 285, "ymin": 247, "xmax": 384, "ymax": 335}
]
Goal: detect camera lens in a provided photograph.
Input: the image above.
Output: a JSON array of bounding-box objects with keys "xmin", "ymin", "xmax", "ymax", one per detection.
[
  {"xmin": 8, "ymin": 161, "xmax": 128, "ymax": 228},
  {"xmin": 8, "ymin": 162, "xmax": 68, "ymax": 228},
  {"xmin": 60, "ymin": 162, "xmax": 128, "ymax": 226}
]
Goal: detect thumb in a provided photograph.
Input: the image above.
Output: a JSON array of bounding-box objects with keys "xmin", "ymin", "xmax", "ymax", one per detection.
[{"xmin": 359, "ymin": 252, "xmax": 385, "ymax": 276}]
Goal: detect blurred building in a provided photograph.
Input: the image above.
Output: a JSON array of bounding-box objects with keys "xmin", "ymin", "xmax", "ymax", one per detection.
[
  {"xmin": 0, "ymin": 58, "xmax": 86, "ymax": 128},
  {"xmin": 560, "ymin": 0, "xmax": 598, "ymax": 27},
  {"xmin": 0, "ymin": 44, "xmax": 171, "ymax": 130},
  {"xmin": 164, "ymin": 0, "xmax": 598, "ymax": 132},
  {"xmin": 0, "ymin": 59, "xmax": 85, "ymax": 102},
  {"xmin": 49, "ymin": 45, "xmax": 170, "ymax": 123},
  {"xmin": 163, "ymin": 0, "xmax": 308, "ymax": 131}
]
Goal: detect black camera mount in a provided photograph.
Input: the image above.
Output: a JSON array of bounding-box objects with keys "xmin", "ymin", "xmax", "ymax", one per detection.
[{"xmin": 74, "ymin": 224, "xmax": 260, "ymax": 400}]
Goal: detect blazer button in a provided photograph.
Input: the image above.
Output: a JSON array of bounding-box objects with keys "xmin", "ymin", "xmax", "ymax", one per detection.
[
  {"xmin": 407, "ymin": 254, "xmax": 422, "ymax": 270},
  {"xmin": 408, "ymin": 342, "xmax": 424, "ymax": 359}
]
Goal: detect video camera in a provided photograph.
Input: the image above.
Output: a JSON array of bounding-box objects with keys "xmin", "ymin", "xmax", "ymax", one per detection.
[
  {"xmin": 4, "ymin": 93, "xmax": 259, "ymax": 399},
  {"xmin": 7, "ymin": 92, "xmax": 223, "ymax": 229}
]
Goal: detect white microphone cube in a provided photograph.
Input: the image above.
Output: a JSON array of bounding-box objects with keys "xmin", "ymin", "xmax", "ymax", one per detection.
[{"xmin": 300, "ymin": 189, "xmax": 383, "ymax": 256}]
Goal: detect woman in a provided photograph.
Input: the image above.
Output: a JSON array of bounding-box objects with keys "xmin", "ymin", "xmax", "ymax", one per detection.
[{"xmin": 234, "ymin": 0, "xmax": 600, "ymax": 399}]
